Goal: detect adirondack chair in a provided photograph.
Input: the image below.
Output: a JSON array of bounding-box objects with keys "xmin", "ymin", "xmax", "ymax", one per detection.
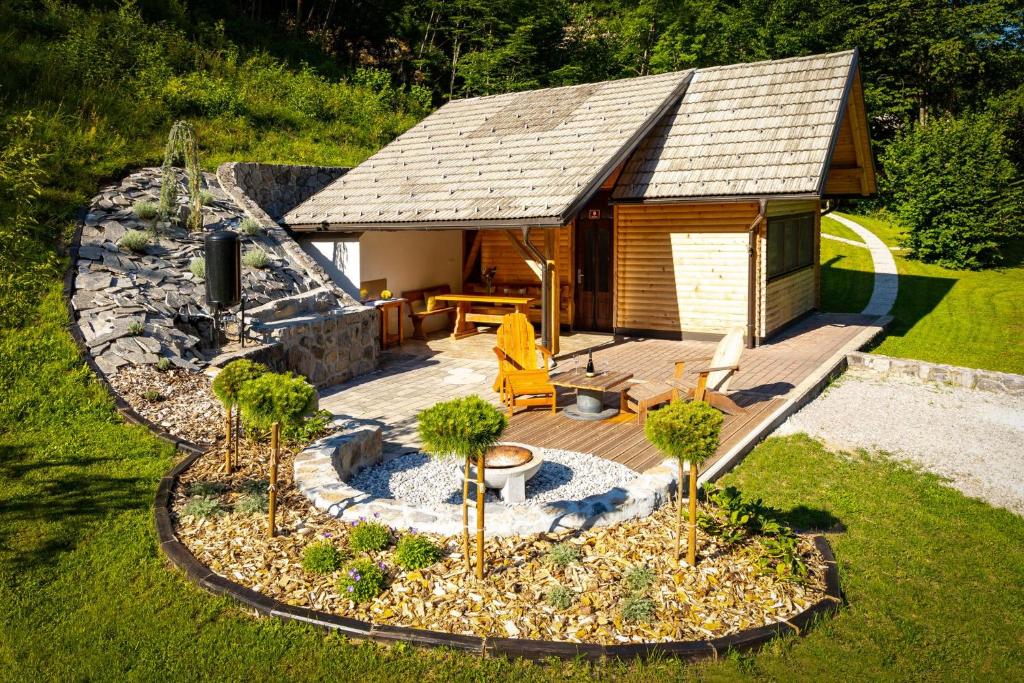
[
  {"xmin": 492, "ymin": 313, "xmax": 557, "ymax": 416},
  {"xmin": 624, "ymin": 327, "xmax": 746, "ymax": 423}
]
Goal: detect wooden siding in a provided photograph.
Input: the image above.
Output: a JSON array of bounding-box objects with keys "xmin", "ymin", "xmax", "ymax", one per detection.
[
  {"xmin": 824, "ymin": 67, "xmax": 876, "ymax": 196},
  {"xmin": 759, "ymin": 199, "xmax": 820, "ymax": 338},
  {"xmin": 614, "ymin": 203, "xmax": 757, "ymax": 335},
  {"xmin": 478, "ymin": 227, "xmax": 574, "ymax": 324}
]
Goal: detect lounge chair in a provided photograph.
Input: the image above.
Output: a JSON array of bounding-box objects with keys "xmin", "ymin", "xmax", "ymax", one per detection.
[
  {"xmin": 624, "ymin": 327, "xmax": 746, "ymax": 423},
  {"xmin": 492, "ymin": 313, "xmax": 557, "ymax": 416}
]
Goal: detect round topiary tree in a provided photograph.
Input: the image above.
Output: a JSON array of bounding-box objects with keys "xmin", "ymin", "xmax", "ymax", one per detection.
[
  {"xmin": 211, "ymin": 359, "xmax": 267, "ymax": 474},
  {"xmin": 417, "ymin": 395, "xmax": 506, "ymax": 579},
  {"xmin": 644, "ymin": 400, "xmax": 723, "ymax": 566},
  {"xmin": 237, "ymin": 371, "xmax": 318, "ymax": 537}
]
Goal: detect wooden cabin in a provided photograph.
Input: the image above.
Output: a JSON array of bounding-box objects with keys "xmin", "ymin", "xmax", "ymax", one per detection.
[{"xmin": 284, "ymin": 50, "xmax": 876, "ymax": 350}]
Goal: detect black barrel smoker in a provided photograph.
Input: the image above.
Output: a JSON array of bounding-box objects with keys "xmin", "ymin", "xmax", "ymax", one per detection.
[{"xmin": 203, "ymin": 230, "xmax": 244, "ymax": 346}]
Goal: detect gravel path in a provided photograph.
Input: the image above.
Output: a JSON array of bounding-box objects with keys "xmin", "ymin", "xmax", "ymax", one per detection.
[
  {"xmin": 776, "ymin": 369, "xmax": 1024, "ymax": 515},
  {"xmin": 348, "ymin": 448, "xmax": 638, "ymax": 507}
]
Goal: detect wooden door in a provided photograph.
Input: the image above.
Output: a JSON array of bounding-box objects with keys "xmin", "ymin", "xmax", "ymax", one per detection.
[{"xmin": 574, "ymin": 192, "xmax": 614, "ymax": 331}]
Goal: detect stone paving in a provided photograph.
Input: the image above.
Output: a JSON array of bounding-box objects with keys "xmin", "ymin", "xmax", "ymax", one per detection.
[{"xmin": 830, "ymin": 213, "xmax": 899, "ymax": 316}]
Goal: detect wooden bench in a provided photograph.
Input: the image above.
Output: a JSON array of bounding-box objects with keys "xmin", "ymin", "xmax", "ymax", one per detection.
[{"xmin": 401, "ymin": 284, "xmax": 457, "ymax": 340}]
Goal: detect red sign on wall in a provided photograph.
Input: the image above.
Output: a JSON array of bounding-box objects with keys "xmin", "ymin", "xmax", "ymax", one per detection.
[{"xmin": 588, "ymin": 209, "xmax": 602, "ymax": 219}]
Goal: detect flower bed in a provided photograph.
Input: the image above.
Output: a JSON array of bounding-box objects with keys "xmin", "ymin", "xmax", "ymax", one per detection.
[{"xmin": 173, "ymin": 445, "xmax": 830, "ymax": 645}]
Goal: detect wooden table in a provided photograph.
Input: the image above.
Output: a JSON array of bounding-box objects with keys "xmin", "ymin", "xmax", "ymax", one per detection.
[
  {"xmin": 367, "ymin": 298, "xmax": 407, "ymax": 349},
  {"xmin": 550, "ymin": 368, "xmax": 634, "ymax": 421},
  {"xmin": 433, "ymin": 293, "xmax": 535, "ymax": 339}
]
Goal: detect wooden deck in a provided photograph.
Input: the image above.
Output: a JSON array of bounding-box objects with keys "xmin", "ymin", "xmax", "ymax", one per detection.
[
  {"xmin": 323, "ymin": 312, "xmax": 886, "ymax": 477},
  {"xmin": 503, "ymin": 312, "xmax": 883, "ymax": 473}
]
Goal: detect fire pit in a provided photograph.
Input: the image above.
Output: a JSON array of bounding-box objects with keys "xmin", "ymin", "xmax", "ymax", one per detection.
[{"xmin": 469, "ymin": 442, "xmax": 543, "ymax": 503}]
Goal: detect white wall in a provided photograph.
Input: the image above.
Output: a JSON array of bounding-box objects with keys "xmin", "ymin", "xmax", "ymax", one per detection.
[
  {"xmin": 359, "ymin": 230, "xmax": 463, "ymax": 335},
  {"xmin": 298, "ymin": 237, "xmax": 361, "ymax": 299}
]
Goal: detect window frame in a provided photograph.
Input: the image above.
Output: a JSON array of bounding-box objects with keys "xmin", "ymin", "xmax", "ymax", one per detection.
[{"xmin": 766, "ymin": 212, "xmax": 816, "ymax": 281}]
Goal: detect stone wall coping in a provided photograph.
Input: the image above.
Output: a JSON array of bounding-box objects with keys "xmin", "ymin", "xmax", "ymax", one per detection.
[{"xmin": 847, "ymin": 351, "xmax": 1024, "ymax": 397}]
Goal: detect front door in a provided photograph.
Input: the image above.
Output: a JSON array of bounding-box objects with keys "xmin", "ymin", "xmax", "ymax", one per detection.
[{"xmin": 574, "ymin": 191, "xmax": 614, "ymax": 331}]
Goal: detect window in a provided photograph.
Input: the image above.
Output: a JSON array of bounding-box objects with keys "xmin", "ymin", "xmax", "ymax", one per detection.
[{"xmin": 767, "ymin": 213, "xmax": 815, "ymax": 279}]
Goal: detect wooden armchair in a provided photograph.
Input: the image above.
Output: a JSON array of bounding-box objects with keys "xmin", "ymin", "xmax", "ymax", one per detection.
[
  {"xmin": 624, "ymin": 327, "xmax": 747, "ymax": 424},
  {"xmin": 492, "ymin": 313, "xmax": 557, "ymax": 416}
]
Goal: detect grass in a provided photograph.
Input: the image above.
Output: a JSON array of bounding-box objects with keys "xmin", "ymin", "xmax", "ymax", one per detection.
[
  {"xmin": 3, "ymin": 295, "xmax": 1023, "ymax": 679},
  {"xmin": 820, "ymin": 215, "xmax": 875, "ymax": 314},
  {"xmin": 832, "ymin": 212, "xmax": 1024, "ymax": 373}
]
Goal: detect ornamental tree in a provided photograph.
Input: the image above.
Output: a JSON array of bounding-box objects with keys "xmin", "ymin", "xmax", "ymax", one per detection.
[
  {"xmin": 237, "ymin": 371, "xmax": 318, "ymax": 537},
  {"xmin": 644, "ymin": 400, "xmax": 723, "ymax": 566},
  {"xmin": 417, "ymin": 395, "xmax": 506, "ymax": 579},
  {"xmin": 210, "ymin": 359, "xmax": 267, "ymax": 473}
]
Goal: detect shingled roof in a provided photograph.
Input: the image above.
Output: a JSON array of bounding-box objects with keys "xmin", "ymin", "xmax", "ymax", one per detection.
[
  {"xmin": 284, "ymin": 70, "xmax": 693, "ymax": 229},
  {"xmin": 612, "ymin": 50, "xmax": 858, "ymax": 201}
]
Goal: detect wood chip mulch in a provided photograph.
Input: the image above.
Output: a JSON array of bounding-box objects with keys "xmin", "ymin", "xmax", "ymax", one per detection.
[
  {"xmin": 172, "ymin": 445, "xmax": 828, "ymax": 645},
  {"xmin": 109, "ymin": 365, "xmax": 224, "ymax": 445}
]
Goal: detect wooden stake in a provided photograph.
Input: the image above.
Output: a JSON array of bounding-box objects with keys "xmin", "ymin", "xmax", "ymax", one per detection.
[
  {"xmin": 687, "ymin": 461, "xmax": 698, "ymax": 566},
  {"xmin": 234, "ymin": 405, "xmax": 241, "ymax": 470},
  {"xmin": 268, "ymin": 422, "xmax": 280, "ymax": 538},
  {"xmin": 462, "ymin": 457, "xmax": 471, "ymax": 572},
  {"xmin": 675, "ymin": 459, "xmax": 683, "ymax": 566},
  {"xmin": 224, "ymin": 407, "xmax": 233, "ymax": 474},
  {"xmin": 475, "ymin": 451, "xmax": 485, "ymax": 580}
]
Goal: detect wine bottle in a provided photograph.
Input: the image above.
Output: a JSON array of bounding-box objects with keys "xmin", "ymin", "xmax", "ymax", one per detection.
[{"xmin": 585, "ymin": 350, "xmax": 595, "ymax": 377}]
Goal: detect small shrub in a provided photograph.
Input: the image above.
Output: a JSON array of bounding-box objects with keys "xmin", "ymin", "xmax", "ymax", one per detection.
[
  {"xmin": 211, "ymin": 359, "xmax": 267, "ymax": 410},
  {"xmin": 395, "ymin": 534, "xmax": 443, "ymax": 570},
  {"xmin": 236, "ymin": 489, "xmax": 268, "ymax": 515},
  {"xmin": 127, "ymin": 321, "xmax": 145, "ymax": 336},
  {"xmin": 284, "ymin": 409, "xmax": 334, "ymax": 443},
  {"xmin": 547, "ymin": 584, "xmax": 573, "ymax": 610},
  {"xmin": 188, "ymin": 480, "xmax": 225, "ymax": 497},
  {"xmin": 181, "ymin": 496, "xmax": 222, "ymax": 519},
  {"xmin": 237, "ymin": 371, "xmax": 317, "ymax": 433},
  {"xmin": 546, "ymin": 542, "xmax": 581, "ymax": 567},
  {"xmin": 119, "ymin": 229, "xmax": 150, "ymax": 253},
  {"xmin": 189, "ymin": 256, "xmax": 205, "ymax": 280},
  {"xmin": 155, "ymin": 357, "xmax": 173, "ymax": 372},
  {"xmin": 621, "ymin": 594, "xmax": 655, "ymax": 623},
  {"xmin": 133, "ymin": 200, "xmax": 160, "ymax": 219},
  {"xmin": 199, "ymin": 189, "xmax": 215, "ymax": 205},
  {"xmin": 239, "ymin": 217, "xmax": 262, "ymax": 236},
  {"xmin": 142, "ymin": 389, "xmax": 165, "ymax": 403},
  {"xmin": 242, "ymin": 249, "xmax": 270, "ymax": 269},
  {"xmin": 348, "ymin": 520, "xmax": 391, "ymax": 553},
  {"xmin": 302, "ymin": 540, "xmax": 344, "ymax": 574},
  {"xmin": 337, "ymin": 558, "xmax": 388, "ymax": 603},
  {"xmin": 625, "ymin": 565, "xmax": 654, "ymax": 592},
  {"xmin": 754, "ymin": 535, "xmax": 808, "ymax": 582}
]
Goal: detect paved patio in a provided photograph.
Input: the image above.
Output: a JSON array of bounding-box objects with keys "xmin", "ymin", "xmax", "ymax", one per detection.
[{"xmin": 319, "ymin": 312, "xmax": 887, "ymax": 476}]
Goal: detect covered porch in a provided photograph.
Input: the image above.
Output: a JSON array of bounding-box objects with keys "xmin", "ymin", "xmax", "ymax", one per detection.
[{"xmin": 319, "ymin": 311, "xmax": 887, "ymax": 478}]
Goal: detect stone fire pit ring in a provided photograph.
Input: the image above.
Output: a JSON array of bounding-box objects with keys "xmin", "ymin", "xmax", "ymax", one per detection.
[{"xmin": 469, "ymin": 442, "xmax": 544, "ymax": 503}]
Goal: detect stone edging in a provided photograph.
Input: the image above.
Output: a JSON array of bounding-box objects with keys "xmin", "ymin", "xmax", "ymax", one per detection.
[
  {"xmin": 846, "ymin": 351, "xmax": 1024, "ymax": 397},
  {"xmin": 294, "ymin": 431, "xmax": 679, "ymax": 537},
  {"xmin": 63, "ymin": 207, "xmax": 843, "ymax": 662}
]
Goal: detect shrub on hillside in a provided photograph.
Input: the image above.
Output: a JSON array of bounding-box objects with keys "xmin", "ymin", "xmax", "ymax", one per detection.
[
  {"xmin": 118, "ymin": 230, "xmax": 151, "ymax": 253},
  {"xmin": 236, "ymin": 371, "xmax": 317, "ymax": 433},
  {"xmin": 881, "ymin": 113, "xmax": 1024, "ymax": 269}
]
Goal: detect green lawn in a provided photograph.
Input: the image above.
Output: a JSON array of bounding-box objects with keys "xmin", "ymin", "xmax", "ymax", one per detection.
[
  {"xmin": 821, "ymin": 212, "xmax": 1024, "ymax": 374},
  {"xmin": 820, "ymin": 215, "xmax": 875, "ymax": 314},
  {"xmin": 3, "ymin": 291, "xmax": 1023, "ymax": 680}
]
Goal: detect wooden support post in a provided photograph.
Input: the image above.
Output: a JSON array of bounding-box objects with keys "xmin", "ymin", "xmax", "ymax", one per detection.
[
  {"xmin": 687, "ymin": 460, "xmax": 698, "ymax": 566},
  {"xmin": 475, "ymin": 451, "xmax": 485, "ymax": 580},
  {"xmin": 268, "ymin": 422, "xmax": 280, "ymax": 538},
  {"xmin": 462, "ymin": 457, "xmax": 471, "ymax": 572},
  {"xmin": 544, "ymin": 229, "xmax": 560, "ymax": 355},
  {"xmin": 462, "ymin": 230, "xmax": 483, "ymax": 284},
  {"xmin": 675, "ymin": 459, "xmax": 683, "ymax": 566}
]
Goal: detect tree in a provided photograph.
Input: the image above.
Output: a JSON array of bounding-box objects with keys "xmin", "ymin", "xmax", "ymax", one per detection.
[
  {"xmin": 417, "ymin": 395, "xmax": 506, "ymax": 579},
  {"xmin": 237, "ymin": 371, "xmax": 318, "ymax": 537},
  {"xmin": 211, "ymin": 359, "xmax": 267, "ymax": 473},
  {"xmin": 160, "ymin": 120, "xmax": 203, "ymax": 231},
  {"xmin": 881, "ymin": 112, "xmax": 1024, "ymax": 269},
  {"xmin": 644, "ymin": 400, "xmax": 723, "ymax": 566}
]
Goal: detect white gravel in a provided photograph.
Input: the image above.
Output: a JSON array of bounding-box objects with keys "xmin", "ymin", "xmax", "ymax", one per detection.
[
  {"xmin": 347, "ymin": 448, "xmax": 638, "ymax": 507},
  {"xmin": 776, "ymin": 369, "xmax": 1024, "ymax": 515}
]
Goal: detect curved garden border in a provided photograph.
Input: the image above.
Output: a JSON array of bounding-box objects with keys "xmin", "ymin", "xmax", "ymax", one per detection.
[{"xmin": 63, "ymin": 208, "xmax": 843, "ymax": 663}]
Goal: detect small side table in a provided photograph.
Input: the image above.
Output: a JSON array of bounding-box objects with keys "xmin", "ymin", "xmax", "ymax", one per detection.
[
  {"xmin": 550, "ymin": 369, "xmax": 634, "ymax": 421},
  {"xmin": 370, "ymin": 298, "xmax": 407, "ymax": 349}
]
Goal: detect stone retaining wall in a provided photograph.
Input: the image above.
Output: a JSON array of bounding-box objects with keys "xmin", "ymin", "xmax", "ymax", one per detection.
[
  {"xmin": 294, "ymin": 434, "xmax": 679, "ymax": 537},
  {"xmin": 847, "ymin": 352, "xmax": 1024, "ymax": 396},
  {"xmin": 225, "ymin": 162, "xmax": 347, "ymax": 220}
]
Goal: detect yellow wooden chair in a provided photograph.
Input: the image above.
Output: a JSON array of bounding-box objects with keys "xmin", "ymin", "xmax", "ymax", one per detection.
[{"xmin": 492, "ymin": 313, "xmax": 557, "ymax": 416}]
